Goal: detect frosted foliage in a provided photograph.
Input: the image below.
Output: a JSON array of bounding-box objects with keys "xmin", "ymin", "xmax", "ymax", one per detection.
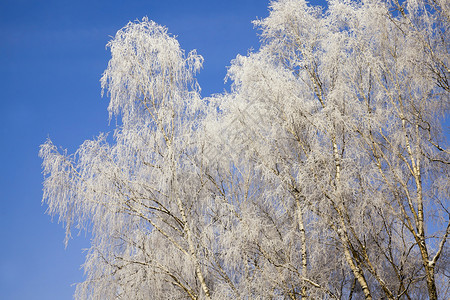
[
  {"xmin": 40, "ymin": 2, "xmax": 449, "ymax": 300},
  {"xmin": 101, "ymin": 17, "xmax": 203, "ymax": 128}
]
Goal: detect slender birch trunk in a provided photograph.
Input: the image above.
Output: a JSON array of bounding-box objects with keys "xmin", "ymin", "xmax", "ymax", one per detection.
[{"xmin": 295, "ymin": 194, "xmax": 308, "ymax": 298}]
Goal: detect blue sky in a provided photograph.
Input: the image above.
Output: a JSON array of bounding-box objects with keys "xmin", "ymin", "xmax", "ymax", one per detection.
[{"xmin": 0, "ymin": 0, "xmax": 327, "ymax": 299}]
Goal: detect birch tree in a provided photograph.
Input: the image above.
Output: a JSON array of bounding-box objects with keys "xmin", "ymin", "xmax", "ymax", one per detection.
[
  {"xmin": 40, "ymin": 18, "xmax": 213, "ymax": 299},
  {"xmin": 216, "ymin": 0, "xmax": 449, "ymax": 298},
  {"xmin": 40, "ymin": 1, "xmax": 449, "ymax": 299}
]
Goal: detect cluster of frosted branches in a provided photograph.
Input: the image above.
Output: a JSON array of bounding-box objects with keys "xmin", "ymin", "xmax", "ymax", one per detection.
[{"xmin": 40, "ymin": 1, "xmax": 449, "ymax": 299}]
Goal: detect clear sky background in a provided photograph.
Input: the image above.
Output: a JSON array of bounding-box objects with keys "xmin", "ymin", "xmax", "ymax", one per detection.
[{"xmin": 0, "ymin": 0, "xmax": 326, "ymax": 299}]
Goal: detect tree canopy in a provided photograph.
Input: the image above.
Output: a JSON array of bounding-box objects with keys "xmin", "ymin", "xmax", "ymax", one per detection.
[{"xmin": 40, "ymin": 1, "xmax": 449, "ymax": 299}]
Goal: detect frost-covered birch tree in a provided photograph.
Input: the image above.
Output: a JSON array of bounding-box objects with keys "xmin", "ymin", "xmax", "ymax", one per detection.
[
  {"xmin": 41, "ymin": 1, "xmax": 449, "ymax": 299},
  {"xmin": 213, "ymin": 0, "xmax": 449, "ymax": 299},
  {"xmin": 40, "ymin": 19, "xmax": 214, "ymax": 299}
]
